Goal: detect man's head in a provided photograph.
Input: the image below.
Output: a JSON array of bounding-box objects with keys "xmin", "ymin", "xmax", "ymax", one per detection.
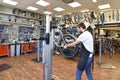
[
  {"xmin": 77, "ymin": 22, "xmax": 86, "ymax": 32},
  {"xmin": 78, "ymin": 22, "xmax": 90, "ymax": 32}
]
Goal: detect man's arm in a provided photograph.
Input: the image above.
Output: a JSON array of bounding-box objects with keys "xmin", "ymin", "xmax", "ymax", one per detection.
[{"xmin": 64, "ymin": 39, "xmax": 80, "ymax": 49}]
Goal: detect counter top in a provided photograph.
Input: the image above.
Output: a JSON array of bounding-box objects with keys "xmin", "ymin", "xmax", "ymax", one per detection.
[{"xmin": 0, "ymin": 41, "xmax": 37, "ymax": 45}]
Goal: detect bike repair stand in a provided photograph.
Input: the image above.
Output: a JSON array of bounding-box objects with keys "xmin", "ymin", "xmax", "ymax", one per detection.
[
  {"xmin": 98, "ymin": 36, "xmax": 102, "ymax": 65},
  {"xmin": 42, "ymin": 15, "xmax": 54, "ymax": 80},
  {"xmin": 31, "ymin": 38, "xmax": 42, "ymax": 62},
  {"xmin": 98, "ymin": 36, "xmax": 116, "ymax": 69},
  {"xmin": 32, "ymin": 15, "xmax": 54, "ymax": 79}
]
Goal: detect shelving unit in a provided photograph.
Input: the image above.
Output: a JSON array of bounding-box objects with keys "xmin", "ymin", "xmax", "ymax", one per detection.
[
  {"xmin": 18, "ymin": 26, "xmax": 34, "ymax": 41},
  {"xmin": 0, "ymin": 24, "xmax": 12, "ymax": 43},
  {"xmin": 0, "ymin": 9, "xmax": 46, "ymax": 41},
  {"xmin": 0, "ymin": 9, "xmax": 46, "ymax": 56}
]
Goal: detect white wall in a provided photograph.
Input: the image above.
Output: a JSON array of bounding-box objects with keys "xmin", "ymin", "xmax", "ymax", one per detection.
[{"xmin": 0, "ymin": 6, "xmax": 13, "ymax": 14}]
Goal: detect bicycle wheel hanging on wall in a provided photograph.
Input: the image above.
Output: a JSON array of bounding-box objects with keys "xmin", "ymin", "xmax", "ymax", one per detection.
[
  {"xmin": 71, "ymin": 13, "xmax": 76, "ymax": 23},
  {"xmin": 60, "ymin": 34, "xmax": 78, "ymax": 58},
  {"xmin": 74, "ymin": 13, "xmax": 79, "ymax": 23}
]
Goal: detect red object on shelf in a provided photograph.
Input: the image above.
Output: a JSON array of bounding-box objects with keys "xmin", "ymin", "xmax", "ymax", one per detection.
[
  {"xmin": 22, "ymin": 43, "xmax": 29, "ymax": 53},
  {"xmin": 21, "ymin": 42, "xmax": 37, "ymax": 53},
  {"xmin": 29, "ymin": 43, "xmax": 36, "ymax": 51}
]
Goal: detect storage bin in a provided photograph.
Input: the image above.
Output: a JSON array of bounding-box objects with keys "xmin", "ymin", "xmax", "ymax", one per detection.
[
  {"xmin": 10, "ymin": 44, "xmax": 15, "ymax": 56},
  {"xmin": 16, "ymin": 44, "xmax": 21, "ymax": 56}
]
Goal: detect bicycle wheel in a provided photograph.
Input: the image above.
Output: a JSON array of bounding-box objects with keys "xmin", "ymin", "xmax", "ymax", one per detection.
[
  {"xmin": 59, "ymin": 34, "xmax": 79, "ymax": 58},
  {"xmin": 108, "ymin": 39, "xmax": 114, "ymax": 58},
  {"xmin": 103, "ymin": 38, "xmax": 114, "ymax": 58}
]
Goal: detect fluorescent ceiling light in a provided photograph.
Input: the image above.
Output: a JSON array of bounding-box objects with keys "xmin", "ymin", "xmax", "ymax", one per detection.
[
  {"xmin": 43, "ymin": 11, "xmax": 52, "ymax": 14},
  {"xmin": 27, "ymin": 6, "xmax": 38, "ymax": 11},
  {"xmin": 98, "ymin": 4, "xmax": 111, "ymax": 9},
  {"xmin": 36, "ymin": 0, "xmax": 49, "ymax": 6},
  {"xmin": 68, "ymin": 2, "xmax": 82, "ymax": 8},
  {"xmin": 81, "ymin": 9, "xmax": 89, "ymax": 12},
  {"xmin": 53, "ymin": 7, "xmax": 65, "ymax": 12},
  {"xmin": 92, "ymin": 0, "xmax": 97, "ymax": 2},
  {"xmin": 3, "ymin": 0, "xmax": 17, "ymax": 5},
  {"xmin": 55, "ymin": 15, "xmax": 63, "ymax": 17}
]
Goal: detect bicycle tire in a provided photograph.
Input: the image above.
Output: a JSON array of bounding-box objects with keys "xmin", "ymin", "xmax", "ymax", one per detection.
[
  {"xmin": 59, "ymin": 34, "xmax": 79, "ymax": 58},
  {"xmin": 103, "ymin": 38, "xmax": 114, "ymax": 58}
]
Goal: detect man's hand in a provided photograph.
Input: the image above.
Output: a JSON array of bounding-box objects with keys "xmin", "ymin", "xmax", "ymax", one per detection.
[{"xmin": 64, "ymin": 45, "xmax": 67, "ymax": 49}]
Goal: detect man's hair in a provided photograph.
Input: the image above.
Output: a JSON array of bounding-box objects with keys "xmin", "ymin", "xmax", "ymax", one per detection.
[
  {"xmin": 66, "ymin": 19, "xmax": 71, "ymax": 22},
  {"xmin": 78, "ymin": 22, "xmax": 86, "ymax": 29}
]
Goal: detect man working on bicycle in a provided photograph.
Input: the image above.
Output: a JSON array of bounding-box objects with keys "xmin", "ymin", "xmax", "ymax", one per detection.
[
  {"xmin": 65, "ymin": 19, "xmax": 72, "ymax": 29},
  {"xmin": 64, "ymin": 22, "xmax": 94, "ymax": 80},
  {"xmin": 65, "ymin": 19, "xmax": 77, "ymax": 34}
]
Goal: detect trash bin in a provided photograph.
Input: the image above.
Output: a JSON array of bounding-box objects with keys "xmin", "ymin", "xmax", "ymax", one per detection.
[
  {"xmin": 16, "ymin": 43, "xmax": 21, "ymax": 56},
  {"xmin": 10, "ymin": 44, "xmax": 15, "ymax": 57}
]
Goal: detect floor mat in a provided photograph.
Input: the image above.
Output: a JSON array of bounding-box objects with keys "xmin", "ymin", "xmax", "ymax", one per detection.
[
  {"xmin": 0, "ymin": 64, "xmax": 12, "ymax": 72},
  {"xmin": 100, "ymin": 63, "xmax": 116, "ymax": 69}
]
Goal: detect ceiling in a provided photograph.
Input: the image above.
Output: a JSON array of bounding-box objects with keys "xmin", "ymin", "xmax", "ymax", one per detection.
[{"xmin": 0, "ymin": 0, "xmax": 120, "ymax": 15}]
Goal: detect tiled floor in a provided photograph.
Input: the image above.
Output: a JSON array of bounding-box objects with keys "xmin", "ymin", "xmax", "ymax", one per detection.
[{"xmin": 0, "ymin": 51, "xmax": 120, "ymax": 80}]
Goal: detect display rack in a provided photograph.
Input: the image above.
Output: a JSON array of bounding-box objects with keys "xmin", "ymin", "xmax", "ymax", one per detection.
[
  {"xmin": 0, "ymin": 24, "xmax": 11, "ymax": 43},
  {"xmin": 18, "ymin": 26, "xmax": 34, "ymax": 41},
  {"xmin": 0, "ymin": 10, "xmax": 46, "ymax": 43}
]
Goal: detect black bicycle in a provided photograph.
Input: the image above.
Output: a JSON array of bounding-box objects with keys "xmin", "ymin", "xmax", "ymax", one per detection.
[
  {"xmin": 54, "ymin": 27, "xmax": 81, "ymax": 58},
  {"xmin": 102, "ymin": 37, "xmax": 114, "ymax": 58}
]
